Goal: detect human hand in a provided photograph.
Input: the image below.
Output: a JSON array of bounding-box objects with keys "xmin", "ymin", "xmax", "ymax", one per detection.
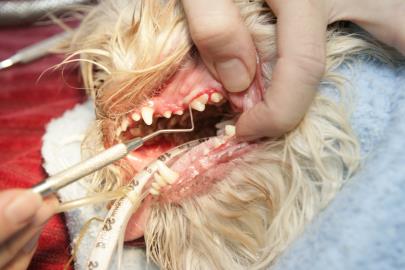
[
  {"xmin": 0, "ymin": 189, "xmax": 56, "ymax": 269},
  {"xmin": 181, "ymin": 0, "xmax": 405, "ymax": 139}
]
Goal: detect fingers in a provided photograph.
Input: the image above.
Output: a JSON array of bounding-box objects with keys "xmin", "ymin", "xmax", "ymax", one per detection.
[
  {"xmin": 181, "ymin": 0, "xmax": 257, "ymax": 92},
  {"xmin": 3, "ymin": 245, "xmax": 37, "ymax": 270},
  {"xmin": 0, "ymin": 189, "xmax": 58, "ymax": 269},
  {"xmin": 0, "ymin": 226, "xmax": 42, "ymax": 269},
  {"xmin": 0, "ymin": 190, "xmax": 42, "ymax": 243},
  {"xmin": 336, "ymin": 0, "xmax": 405, "ymax": 55},
  {"xmin": 237, "ymin": 0, "xmax": 327, "ymax": 138},
  {"xmin": 0, "ymin": 198, "xmax": 56, "ymax": 269}
]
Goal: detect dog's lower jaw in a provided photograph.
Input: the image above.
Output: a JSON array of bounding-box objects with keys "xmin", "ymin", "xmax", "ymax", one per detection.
[{"xmin": 139, "ymin": 94, "xmax": 359, "ymax": 269}]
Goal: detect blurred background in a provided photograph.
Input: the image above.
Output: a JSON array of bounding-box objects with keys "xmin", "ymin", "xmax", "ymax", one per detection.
[{"xmin": 0, "ymin": 1, "xmax": 94, "ymax": 269}]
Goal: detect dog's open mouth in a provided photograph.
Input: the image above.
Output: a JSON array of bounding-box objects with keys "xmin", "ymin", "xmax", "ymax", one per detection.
[
  {"xmin": 99, "ymin": 59, "xmax": 263, "ymax": 175},
  {"xmin": 118, "ymin": 91, "xmax": 236, "ymax": 172},
  {"xmin": 95, "ymin": 59, "xmax": 263, "ymax": 240}
]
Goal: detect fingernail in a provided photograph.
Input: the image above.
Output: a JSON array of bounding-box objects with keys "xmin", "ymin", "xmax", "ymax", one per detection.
[
  {"xmin": 215, "ymin": 58, "xmax": 251, "ymax": 92},
  {"xmin": 23, "ymin": 231, "xmax": 41, "ymax": 253},
  {"xmin": 4, "ymin": 191, "xmax": 42, "ymax": 225}
]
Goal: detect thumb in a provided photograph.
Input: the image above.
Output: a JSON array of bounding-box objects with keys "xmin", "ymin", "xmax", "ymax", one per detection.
[
  {"xmin": 0, "ymin": 190, "xmax": 43, "ymax": 243},
  {"xmin": 237, "ymin": 0, "xmax": 327, "ymax": 139},
  {"xmin": 181, "ymin": 0, "xmax": 257, "ymax": 92}
]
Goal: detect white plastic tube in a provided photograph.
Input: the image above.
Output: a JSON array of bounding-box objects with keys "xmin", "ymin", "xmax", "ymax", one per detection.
[{"xmin": 86, "ymin": 139, "xmax": 204, "ymax": 270}]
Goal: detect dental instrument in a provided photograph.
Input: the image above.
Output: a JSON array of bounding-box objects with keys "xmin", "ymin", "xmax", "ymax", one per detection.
[
  {"xmin": 0, "ymin": 31, "xmax": 72, "ymax": 70},
  {"xmin": 31, "ymin": 106, "xmax": 195, "ymax": 197},
  {"xmin": 88, "ymin": 137, "xmax": 205, "ymax": 270}
]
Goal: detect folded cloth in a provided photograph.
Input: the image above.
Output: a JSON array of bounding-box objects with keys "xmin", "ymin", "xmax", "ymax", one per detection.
[
  {"xmin": 42, "ymin": 58, "xmax": 405, "ymax": 269},
  {"xmin": 0, "ymin": 24, "xmax": 85, "ymax": 270}
]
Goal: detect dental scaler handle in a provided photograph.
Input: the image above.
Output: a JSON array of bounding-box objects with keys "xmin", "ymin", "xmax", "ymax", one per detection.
[
  {"xmin": 31, "ymin": 138, "xmax": 143, "ymax": 197},
  {"xmin": 31, "ymin": 107, "xmax": 195, "ymax": 197},
  {"xmin": 0, "ymin": 31, "xmax": 72, "ymax": 70}
]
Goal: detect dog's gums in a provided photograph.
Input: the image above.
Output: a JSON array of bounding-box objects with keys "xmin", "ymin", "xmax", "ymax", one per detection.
[{"xmin": 66, "ymin": 0, "xmax": 391, "ymax": 269}]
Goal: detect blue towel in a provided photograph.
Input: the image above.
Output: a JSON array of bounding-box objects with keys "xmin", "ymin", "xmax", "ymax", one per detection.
[{"xmin": 273, "ymin": 59, "xmax": 405, "ymax": 270}]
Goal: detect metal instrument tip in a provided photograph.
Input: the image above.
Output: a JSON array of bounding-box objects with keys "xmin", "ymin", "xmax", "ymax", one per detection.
[
  {"xmin": 125, "ymin": 106, "xmax": 195, "ymax": 151},
  {"xmin": 0, "ymin": 58, "xmax": 14, "ymax": 70},
  {"xmin": 142, "ymin": 105, "xmax": 195, "ymax": 142}
]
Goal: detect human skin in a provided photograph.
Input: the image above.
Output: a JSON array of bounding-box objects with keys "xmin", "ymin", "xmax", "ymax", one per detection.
[
  {"xmin": 0, "ymin": 190, "xmax": 56, "ymax": 269},
  {"xmin": 181, "ymin": 0, "xmax": 405, "ymax": 139}
]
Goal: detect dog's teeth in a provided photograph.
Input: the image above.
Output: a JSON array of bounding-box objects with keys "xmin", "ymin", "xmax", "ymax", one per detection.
[
  {"xmin": 149, "ymin": 188, "xmax": 160, "ymax": 196},
  {"xmin": 131, "ymin": 113, "xmax": 141, "ymax": 122},
  {"xmin": 212, "ymin": 137, "xmax": 223, "ymax": 147},
  {"xmin": 197, "ymin": 94, "xmax": 209, "ymax": 104},
  {"xmin": 151, "ymin": 182, "xmax": 161, "ymax": 191},
  {"xmin": 121, "ymin": 118, "xmax": 129, "ymax": 131},
  {"xmin": 211, "ymin": 92, "xmax": 223, "ymax": 103},
  {"xmin": 174, "ymin": 110, "xmax": 183, "ymax": 115},
  {"xmin": 190, "ymin": 94, "xmax": 209, "ymax": 111},
  {"xmin": 156, "ymin": 160, "xmax": 179, "ymax": 184},
  {"xmin": 225, "ymin": 125, "xmax": 236, "ymax": 136},
  {"xmin": 141, "ymin": 107, "xmax": 154, "ymax": 125},
  {"xmin": 163, "ymin": 111, "xmax": 172, "ymax": 118},
  {"xmin": 190, "ymin": 100, "xmax": 205, "ymax": 112},
  {"xmin": 154, "ymin": 172, "xmax": 167, "ymax": 187}
]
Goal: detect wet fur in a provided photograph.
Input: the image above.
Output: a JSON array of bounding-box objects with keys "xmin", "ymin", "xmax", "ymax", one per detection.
[{"xmin": 66, "ymin": 0, "xmax": 390, "ymax": 269}]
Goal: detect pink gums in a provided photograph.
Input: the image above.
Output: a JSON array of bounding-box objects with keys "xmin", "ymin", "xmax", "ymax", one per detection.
[
  {"xmin": 121, "ymin": 59, "xmax": 265, "ymax": 241},
  {"xmin": 132, "ymin": 60, "xmax": 226, "ymax": 116},
  {"xmin": 122, "ymin": 60, "xmax": 264, "ymax": 172}
]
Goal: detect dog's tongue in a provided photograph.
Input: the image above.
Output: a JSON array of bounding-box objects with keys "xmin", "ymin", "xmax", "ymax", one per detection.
[{"xmin": 126, "ymin": 141, "xmax": 175, "ymax": 171}]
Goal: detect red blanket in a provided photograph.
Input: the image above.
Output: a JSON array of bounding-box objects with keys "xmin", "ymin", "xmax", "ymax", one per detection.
[{"xmin": 0, "ymin": 24, "xmax": 85, "ymax": 269}]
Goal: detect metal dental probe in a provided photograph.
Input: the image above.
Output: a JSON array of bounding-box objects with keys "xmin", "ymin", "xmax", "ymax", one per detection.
[
  {"xmin": 0, "ymin": 31, "xmax": 72, "ymax": 70},
  {"xmin": 31, "ymin": 106, "xmax": 195, "ymax": 197}
]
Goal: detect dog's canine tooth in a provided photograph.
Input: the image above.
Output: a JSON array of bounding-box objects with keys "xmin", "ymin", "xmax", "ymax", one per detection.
[
  {"xmin": 197, "ymin": 94, "xmax": 209, "ymax": 104},
  {"xmin": 211, "ymin": 92, "xmax": 223, "ymax": 103},
  {"xmin": 121, "ymin": 118, "xmax": 129, "ymax": 131},
  {"xmin": 225, "ymin": 125, "xmax": 236, "ymax": 136},
  {"xmin": 190, "ymin": 100, "xmax": 205, "ymax": 112},
  {"xmin": 154, "ymin": 172, "xmax": 167, "ymax": 187},
  {"xmin": 141, "ymin": 107, "xmax": 154, "ymax": 125},
  {"xmin": 163, "ymin": 111, "xmax": 172, "ymax": 118},
  {"xmin": 156, "ymin": 160, "xmax": 179, "ymax": 184},
  {"xmin": 131, "ymin": 113, "xmax": 141, "ymax": 122}
]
